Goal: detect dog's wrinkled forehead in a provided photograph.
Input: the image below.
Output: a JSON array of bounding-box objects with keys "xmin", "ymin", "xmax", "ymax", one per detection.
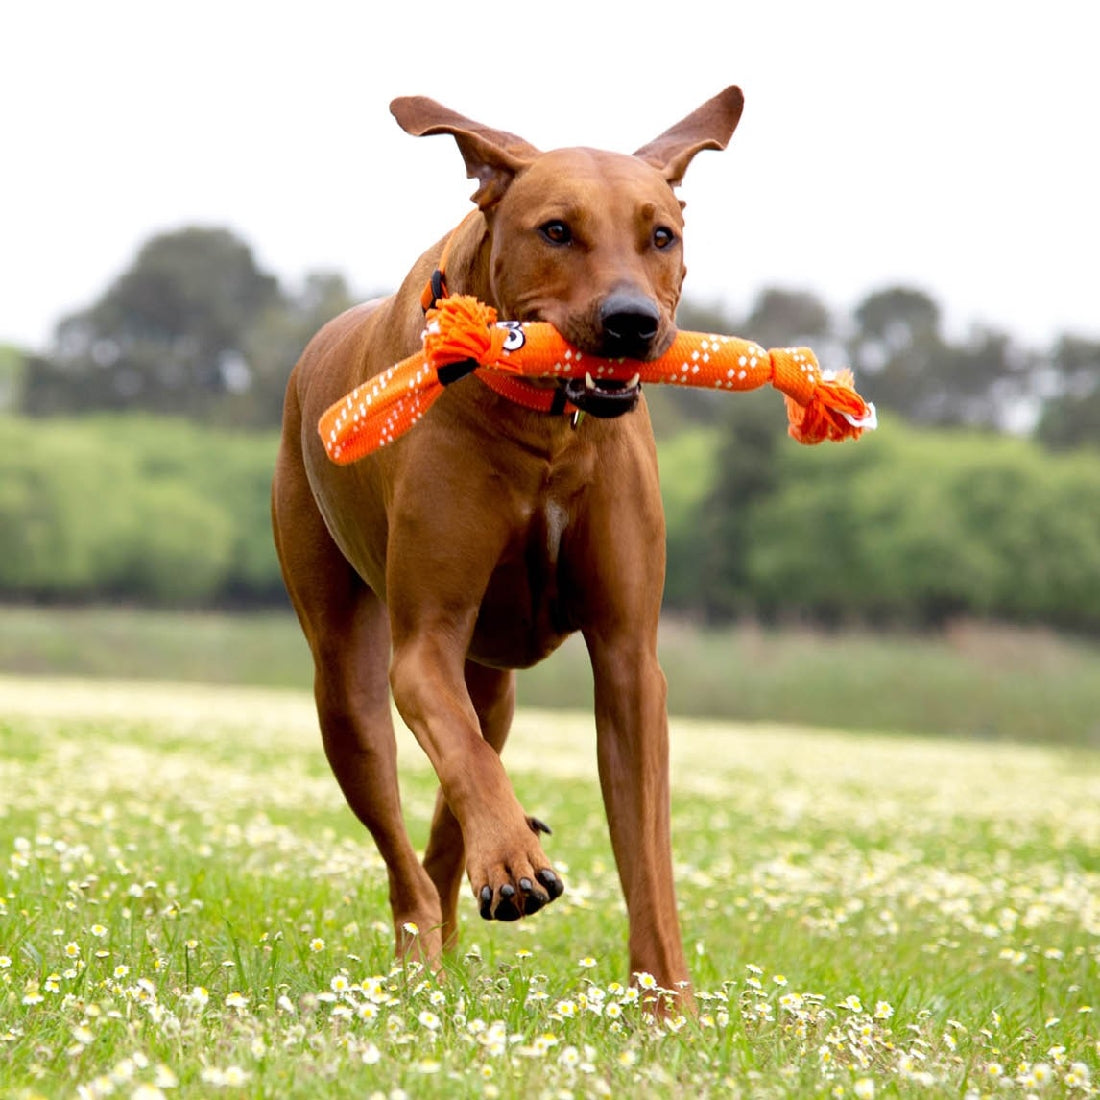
[
  {"xmin": 499, "ymin": 148, "xmax": 685, "ymax": 224},
  {"xmin": 521, "ymin": 146, "xmax": 679, "ymax": 188}
]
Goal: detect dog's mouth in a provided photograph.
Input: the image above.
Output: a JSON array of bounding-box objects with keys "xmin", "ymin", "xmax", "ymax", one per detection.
[
  {"xmin": 560, "ymin": 371, "xmax": 642, "ymax": 419},
  {"xmin": 517, "ymin": 300, "xmax": 669, "ymax": 419},
  {"xmin": 551, "ymin": 318, "xmax": 670, "ymax": 420}
]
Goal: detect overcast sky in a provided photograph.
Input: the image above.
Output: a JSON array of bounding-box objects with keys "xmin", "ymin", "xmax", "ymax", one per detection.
[{"xmin": 3, "ymin": 0, "xmax": 1097, "ymax": 353}]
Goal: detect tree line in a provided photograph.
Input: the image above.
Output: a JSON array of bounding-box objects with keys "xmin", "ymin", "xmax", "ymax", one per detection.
[
  {"xmin": 12, "ymin": 228, "xmax": 358, "ymax": 428},
  {"xmin": 4, "ymin": 224, "xmax": 1098, "ymax": 446},
  {"xmin": 3, "ymin": 413, "xmax": 1099, "ymax": 632},
  {"xmin": 2, "ymin": 225, "xmax": 1098, "ymax": 630},
  {"xmin": 662, "ymin": 414, "xmax": 1100, "ymax": 630}
]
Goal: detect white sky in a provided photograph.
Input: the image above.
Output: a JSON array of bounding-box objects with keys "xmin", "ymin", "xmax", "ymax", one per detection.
[{"xmin": 3, "ymin": 0, "xmax": 1097, "ymax": 353}]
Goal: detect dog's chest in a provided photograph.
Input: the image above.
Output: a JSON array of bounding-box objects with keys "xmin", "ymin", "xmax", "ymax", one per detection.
[
  {"xmin": 543, "ymin": 500, "xmax": 569, "ymax": 566},
  {"xmin": 467, "ymin": 491, "xmax": 584, "ymax": 669}
]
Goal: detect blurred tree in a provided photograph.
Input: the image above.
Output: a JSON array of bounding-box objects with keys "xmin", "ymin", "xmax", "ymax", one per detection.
[
  {"xmin": 848, "ymin": 285, "xmax": 1018, "ymax": 428},
  {"xmin": 16, "ymin": 219, "xmax": 1070, "ymax": 442},
  {"xmin": 680, "ymin": 288, "xmax": 836, "ymax": 620},
  {"xmin": 0, "ymin": 417, "xmax": 276, "ymax": 605},
  {"xmin": 849, "ymin": 286, "xmax": 943, "ymax": 421},
  {"xmin": 232, "ymin": 271, "xmax": 357, "ymax": 427},
  {"xmin": 0, "ymin": 344, "xmax": 26, "ymax": 413},
  {"xmin": 676, "ymin": 298, "xmax": 744, "ymax": 335},
  {"xmin": 853, "ymin": 285, "xmax": 940, "ymax": 345},
  {"xmin": 25, "ymin": 227, "xmax": 283, "ymax": 420},
  {"xmin": 934, "ymin": 326, "xmax": 1024, "ymax": 429},
  {"xmin": 744, "ymin": 287, "xmax": 832, "ymax": 348},
  {"xmin": 694, "ymin": 389, "xmax": 781, "ymax": 621},
  {"xmin": 1036, "ymin": 335, "xmax": 1100, "ymax": 449}
]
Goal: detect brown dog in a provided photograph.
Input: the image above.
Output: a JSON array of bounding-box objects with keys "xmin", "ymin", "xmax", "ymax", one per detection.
[{"xmin": 272, "ymin": 87, "xmax": 744, "ymax": 998}]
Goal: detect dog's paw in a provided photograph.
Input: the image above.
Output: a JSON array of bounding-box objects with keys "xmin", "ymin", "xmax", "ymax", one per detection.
[
  {"xmin": 478, "ymin": 867, "xmax": 563, "ymax": 921},
  {"xmin": 469, "ymin": 819, "xmax": 564, "ymax": 922}
]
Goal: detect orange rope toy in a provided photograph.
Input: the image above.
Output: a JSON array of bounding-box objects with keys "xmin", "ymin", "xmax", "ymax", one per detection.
[{"xmin": 320, "ymin": 295, "xmax": 876, "ymax": 464}]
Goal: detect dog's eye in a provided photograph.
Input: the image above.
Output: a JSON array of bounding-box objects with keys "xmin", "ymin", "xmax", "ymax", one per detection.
[
  {"xmin": 653, "ymin": 226, "xmax": 677, "ymax": 250},
  {"xmin": 539, "ymin": 220, "xmax": 572, "ymax": 246}
]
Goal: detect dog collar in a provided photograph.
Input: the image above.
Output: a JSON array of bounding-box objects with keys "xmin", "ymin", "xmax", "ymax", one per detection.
[{"xmin": 477, "ymin": 371, "xmax": 574, "ymax": 415}]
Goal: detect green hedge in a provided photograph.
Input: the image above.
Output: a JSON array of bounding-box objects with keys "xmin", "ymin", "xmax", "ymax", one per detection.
[
  {"xmin": 758, "ymin": 425, "xmax": 1100, "ymax": 629},
  {"xmin": 0, "ymin": 417, "xmax": 281, "ymax": 605},
  {"xmin": 664, "ymin": 418, "xmax": 1100, "ymax": 631},
  {"xmin": 2, "ymin": 415, "xmax": 1099, "ymax": 630}
]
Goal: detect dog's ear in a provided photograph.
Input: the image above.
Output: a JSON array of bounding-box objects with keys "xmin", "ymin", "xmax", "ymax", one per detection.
[
  {"xmin": 391, "ymin": 96, "xmax": 541, "ymax": 210},
  {"xmin": 633, "ymin": 86, "xmax": 745, "ymax": 186}
]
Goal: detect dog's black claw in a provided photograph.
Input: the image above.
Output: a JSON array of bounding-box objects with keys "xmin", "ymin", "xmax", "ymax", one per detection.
[
  {"xmin": 518, "ymin": 876, "xmax": 549, "ymax": 914},
  {"xmin": 536, "ymin": 868, "xmax": 564, "ymax": 899},
  {"xmin": 481, "ymin": 873, "xmax": 558, "ymax": 921},
  {"xmin": 528, "ymin": 816, "xmax": 553, "ymax": 836},
  {"xmin": 495, "ymin": 883, "xmax": 521, "ymax": 922}
]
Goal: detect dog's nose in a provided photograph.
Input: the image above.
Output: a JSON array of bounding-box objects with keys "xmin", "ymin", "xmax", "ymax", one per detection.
[{"xmin": 599, "ymin": 294, "xmax": 660, "ymax": 358}]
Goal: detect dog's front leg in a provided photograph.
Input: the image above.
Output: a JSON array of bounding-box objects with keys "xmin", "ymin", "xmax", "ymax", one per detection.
[
  {"xmin": 573, "ymin": 431, "xmax": 691, "ymax": 1005},
  {"xmin": 587, "ymin": 631, "xmax": 692, "ymax": 1005},
  {"xmin": 389, "ymin": 629, "xmax": 562, "ymax": 922},
  {"xmin": 384, "ymin": 465, "xmax": 564, "ymax": 927}
]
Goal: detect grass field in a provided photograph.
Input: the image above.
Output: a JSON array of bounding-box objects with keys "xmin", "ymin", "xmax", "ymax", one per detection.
[
  {"xmin": 3, "ymin": 606, "xmax": 1100, "ymax": 748},
  {"xmin": 1, "ymin": 675, "xmax": 1097, "ymax": 1098}
]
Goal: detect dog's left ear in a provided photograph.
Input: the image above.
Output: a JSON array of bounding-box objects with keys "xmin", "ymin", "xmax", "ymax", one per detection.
[
  {"xmin": 634, "ymin": 86, "xmax": 745, "ymax": 186},
  {"xmin": 391, "ymin": 96, "xmax": 541, "ymax": 210}
]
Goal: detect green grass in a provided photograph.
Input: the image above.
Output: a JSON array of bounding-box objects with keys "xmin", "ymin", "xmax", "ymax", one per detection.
[
  {"xmin": 3, "ymin": 606, "xmax": 1100, "ymax": 747},
  {"xmin": 1, "ymin": 676, "xmax": 1097, "ymax": 1097},
  {"xmin": 0, "ymin": 607, "xmax": 310, "ymax": 689}
]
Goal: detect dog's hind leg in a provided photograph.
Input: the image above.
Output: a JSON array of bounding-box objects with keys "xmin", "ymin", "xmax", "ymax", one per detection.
[
  {"xmin": 311, "ymin": 591, "xmax": 448, "ymax": 962},
  {"xmin": 421, "ymin": 660, "xmax": 516, "ymax": 950},
  {"xmin": 273, "ymin": 427, "xmax": 444, "ymax": 964}
]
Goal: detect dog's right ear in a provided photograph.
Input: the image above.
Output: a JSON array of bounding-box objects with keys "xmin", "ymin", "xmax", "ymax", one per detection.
[
  {"xmin": 634, "ymin": 86, "xmax": 745, "ymax": 187},
  {"xmin": 391, "ymin": 97, "xmax": 541, "ymax": 210}
]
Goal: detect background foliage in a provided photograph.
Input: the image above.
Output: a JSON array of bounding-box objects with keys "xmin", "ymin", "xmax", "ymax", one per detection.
[
  {"xmin": 3, "ymin": 413, "xmax": 1100, "ymax": 633},
  {"xmin": 2, "ymin": 224, "xmax": 1098, "ymax": 632},
  {"xmin": 0, "ymin": 417, "xmax": 280, "ymax": 606}
]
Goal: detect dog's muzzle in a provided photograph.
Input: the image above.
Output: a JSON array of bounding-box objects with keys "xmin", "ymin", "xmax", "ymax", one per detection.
[{"xmin": 562, "ymin": 372, "xmax": 642, "ymax": 419}]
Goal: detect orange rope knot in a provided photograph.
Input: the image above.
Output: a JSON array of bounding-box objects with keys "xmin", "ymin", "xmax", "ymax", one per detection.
[
  {"xmin": 319, "ymin": 295, "xmax": 876, "ymax": 464},
  {"xmin": 424, "ymin": 296, "xmax": 509, "ymax": 369}
]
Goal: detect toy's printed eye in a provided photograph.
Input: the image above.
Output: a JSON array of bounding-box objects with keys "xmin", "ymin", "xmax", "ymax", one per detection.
[
  {"xmin": 653, "ymin": 226, "xmax": 677, "ymax": 250},
  {"xmin": 501, "ymin": 322, "xmax": 526, "ymax": 351},
  {"xmin": 539, "ymin": 220, "xmax": 572, "ymax": 246}
]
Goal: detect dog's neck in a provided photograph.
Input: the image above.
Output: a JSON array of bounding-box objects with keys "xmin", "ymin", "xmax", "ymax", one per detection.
[{"xmin": 431, "ymin": 211, "xmax": 495, "ymax": 312}]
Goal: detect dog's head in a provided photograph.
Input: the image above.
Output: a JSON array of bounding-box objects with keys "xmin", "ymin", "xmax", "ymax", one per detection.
[{"xmin": 391, "ymin": 89, "xmax": 743, "ymax": 381}]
